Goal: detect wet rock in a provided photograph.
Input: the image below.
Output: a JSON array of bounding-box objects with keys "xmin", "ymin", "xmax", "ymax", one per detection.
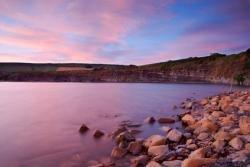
[
  {"xmin": 181, "ymin": 114, "xmax": 196, "ymax": 126},
  {"xmin": 229, "ymin": 137, "xmax": 244, "ymax": 150},
  {"xmin": 130, "ymin": 155, "xmax": 149, "ymax": 166},
  {"xmin": 148, "ymin": 145, "xmax": 169, "ymax": 157},
  {"xmin": 212, "ymin": 140, "xmax": 225, "ymax": 152},
  {"xmin": 111, "ymin": 147, "xmax": 127, "ymax": 159},
  {"xmin": 115, "ymin": 131, "xmax": 135, "ymax": 144},
  {"xmin": 127, "ymin": 123, "xmax": 142, "ymax": 128},
  {"xmin": 158, "ymin": 117, "xmax": 175, "ymax": 124},
  {"xmin": 145, "ymin": 117, "xmax": 156, "ymax": 124},
  {"xmin": 197, "ymin": 132, "xmax": 209, "ymax": 140},
  {"xmin": 79, "ymin": 124, "xmax": 89, "ymax": 133},
  {"xmin": 146, "ymin": 161, "xmax": 163, "ymax": 167},
  {"xmin": 93, "ymin": 130, "xmax": 104, "ymax": 138},
  {"xmin": 128, "ymin": 141, "xmax": 143, "ymax": 155},
  {"xmin": 161, "ymin": 126, "xmax": 172, "ymax": 133},
  {"xmin": 167, "ymin": 129, "xmax": 183, "ymax": 142},
  {"xmin": 182, "ymin": 158, "xmax": 216, "ymax": 167},
  {"xmin": 112, "ymin": 126, "xmax": 127, "ymax": 137},
  {"xmin": 239, "ymin": 116, "xmax": 250, "ymax": 135},
  {"xmin": 162, "ymin": 160, "xmax": 182, "ymax": 167},
  {"xmin": 144, "ymin": 135, "xmax": 166, "ymax": 147}
]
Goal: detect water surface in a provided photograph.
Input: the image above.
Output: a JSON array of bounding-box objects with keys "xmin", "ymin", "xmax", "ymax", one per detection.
[{"xmin": 0, "ymin": 83, "xmax": 243, "ymax": 166}]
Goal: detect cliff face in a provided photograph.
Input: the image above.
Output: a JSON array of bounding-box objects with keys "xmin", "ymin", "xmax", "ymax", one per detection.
[{"xmin": 0, "ymin": 49, "xmax": 249, "ymax": 85}]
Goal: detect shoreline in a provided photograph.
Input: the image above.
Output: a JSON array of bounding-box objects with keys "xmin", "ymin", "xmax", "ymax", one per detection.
[{"xmin": 83, "ymin": 90, "xmax": 250, "ymax": 167}]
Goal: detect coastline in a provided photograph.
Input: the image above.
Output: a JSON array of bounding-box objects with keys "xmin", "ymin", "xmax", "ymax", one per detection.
[{"xmin": 82, "ymin": 90, "xmax": 250, "ymax": 167}]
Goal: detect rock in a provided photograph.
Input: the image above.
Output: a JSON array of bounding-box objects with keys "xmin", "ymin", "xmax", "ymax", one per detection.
[
  {"xmin": 182, "ymin": 158, "xmax": 216, "ymax": 167},
  {"xmin": 186, "ymin": 144, "xmax": 198, "ymax": 150},
  {"xmin": 167, "ymin": 129, "xmax": 183, "ymax": 142},
  {"xmin": 146, "ymin": 161, "xmax": 163, "ymax": 167},
  {"xmin": 128, "ymin": 141, "xmax": 143, "ymax": 155},
  {"xmin": 93, "ymin": 130, "xmax": 104, "ymax": 138},
  {"xmin": 200, "ymin": 119, "xmax": 218, "ymax": 133},
  {"xmin": 212, "ymin": 140, "xmax": 225, "ymax": 152},
  {"xmin": 144, "ymin": 135, "xmax": 166, "ymax": 147},
  {"xmin": 229, "ymin": 137, "xmax": 244, "ymax": 150},
  {"xmin": 115, "ymin": 131, "xmax": 135, "ymax": 144},
  {"xmin": 239, "ymin": 134, "xmax": 250, "ymax": 142},
  {"xmin": 88, "ymin": 164, "xmax": 104, "ymax": 167},
  {"xmin": 128, "ymin": 129, "xmax": 142, "ymax": 135},
  {"xmin": 239, "ymin": 104, "xmax": 250, "ymax": 112},
  {"xmin": 186, "ymin": 139, "xmax": 194, "ymax": 145},
  {"xmin": 158, "ymin": 117, "xmax": 175, "ymax": 124},
  {"xmin": 220, "ymin": 115, "xmax": 234, "ymax": 126},
  {"xmin": 211, "ymin": 111, "xmax": 225, "ymax": 118},
  {"xmin": 79, "ymin": 124, "xmax": 89, "ymax": 133},
  {"xmin": 111, "ymin": 147, "xmax": 127, "ymax": 159},
  {"xmin": 181, "ymin": 114, "xmax": 196, "ymax": 125},
  {"xmin": 148, "ymin": 145, "xmax": 169, "ymax": 157},
  {"xmin": 112, "ymin": 126, "xmax": 127, "ymax": 137},
  {"xmin": 185, "ymin": 102, "xmax": 193, "ymax": 109},
  {"xmin": 131, "ymin": 155, "xmax": 149, "ymax": 166},
  {"xmin": 227, "ymin": 150, "xmax": 250, "ymax": 162},
  {"xmin": 127, "ymin": 123, "xmax": 142, "ymax": 128},
  {"xmin": 200, "ymin": 99, "xmax": 209, "ymax": 105},
  {"xmin": 183, "ymin": 133, "xmax": 192, "ymax": 139},
  {"xmin": 161, "ymin": 126, "xmax": 172, "ymax": 133},
  {"xmin": 245, "ymin": 143, "xmax": 250, "ymax": 151},
  {"xmin": 145, "ymin": 117, "xmax": 156, "ymax": 124},
  {"xmin": 189, "ymin": 148, "xmax": 206, "ymax": 158},
  {"xmin": 239, "ymin": 116, "xmax": 250, "ymax": 135},
  {"xmin": 214, "ymin": 130, "xmax": 232, "ymax": 141},
  {"xmin": 162, "ymin": 160, "xmax": 182, "ymax": 167},
  {"xmin": 197, "ymin": 132, "xmax": 209, "ymax": 140}
]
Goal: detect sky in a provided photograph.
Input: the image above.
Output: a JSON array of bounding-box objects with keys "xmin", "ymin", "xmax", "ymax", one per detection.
[{"xmin": 0, "ymin": 0, "xmax": 249, "ymax": 65}]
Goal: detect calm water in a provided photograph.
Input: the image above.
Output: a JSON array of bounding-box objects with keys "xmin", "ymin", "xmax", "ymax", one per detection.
[{"xmin": 0, "ymin": 83, "xmax": 245, "ymax": 167}]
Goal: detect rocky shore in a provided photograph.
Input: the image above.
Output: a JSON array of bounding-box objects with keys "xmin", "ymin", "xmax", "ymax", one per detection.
[{"xmin": 82, "ymin": 90, "xmax": 250, "ymax": 167}]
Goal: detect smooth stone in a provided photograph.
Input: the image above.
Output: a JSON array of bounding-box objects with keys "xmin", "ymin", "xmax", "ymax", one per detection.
[
  {"xmin": 115, "ymin": 131, "xmax": 135, "ymax": 144},
  {"xmin": 229, "ymin": 137, "xmax": 244, "ymax": 150},
  {"xmin": 158, "ymin": 117, "xmax": 175, "ymax": 124},
  {"xmin": 93, "ymin": 130, "xmax": 104, "ymax": 138},
  {"xmin": 79, "ymin": 124, "xmax": 89, "ymax": 133},
  {"xmin": 148, "ymin": 145, "xmax": 169, "ymax": 157},
  {"xmin": 167, "ymin": 129, "xmax": 183, "ymax": 142},
  {"xmin": 214, "ymin": 130, "xmax": 232, "ymax": 141},
  {"xmin": 200, "ymin": 119, "xmax": 218, "ymax": 133},
  {"xmin": 162, "ymin": 160, "xmax": 182, "ymax": 167},
  {"xmin": 186, "ymin": 144, "xmax": 198, "ymax": 150},
  {"xmin": 189, "ymin": 148, "xmax": 206, "ymax": 158}
]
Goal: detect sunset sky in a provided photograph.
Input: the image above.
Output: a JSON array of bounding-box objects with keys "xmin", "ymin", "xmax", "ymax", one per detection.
[{"xmin": 0, "ymin": 0, "xmax": 249, "ymax": 65}]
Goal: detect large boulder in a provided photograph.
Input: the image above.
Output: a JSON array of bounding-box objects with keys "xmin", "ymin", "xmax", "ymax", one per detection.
[
  {"xmin": 239, "ymin": 116, "xmax": 250, "ymax": 135},
  {"xmin": 144, "ymin": 135, "xmax": 166, "ymax": 147},
  {"xmin": 166, "ymin": 129, "xmax": 183, "ymax": 142},
  {"xmin": 181, "ymin": 158, "xmax": 216, "ymax": 167},
  {"xmin": 148, "ymin": 145, "xmax": 169, "ymax": 157}
]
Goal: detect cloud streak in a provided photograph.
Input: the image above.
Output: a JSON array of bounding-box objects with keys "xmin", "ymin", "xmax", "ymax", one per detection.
[{"xmin": 0, "ymin": 0, "xmax": 249, "ymax": 64}]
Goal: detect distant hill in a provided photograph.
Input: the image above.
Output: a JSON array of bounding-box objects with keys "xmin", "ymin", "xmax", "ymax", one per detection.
[{"xmin": 0, "ymin": 49, "xmax": 249, "ymax": 85}]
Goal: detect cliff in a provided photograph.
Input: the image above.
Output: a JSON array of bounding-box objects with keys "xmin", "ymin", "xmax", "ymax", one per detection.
[{"xmin": 0, "ymin": 49, "xmax": 249, "ymax": 85}]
